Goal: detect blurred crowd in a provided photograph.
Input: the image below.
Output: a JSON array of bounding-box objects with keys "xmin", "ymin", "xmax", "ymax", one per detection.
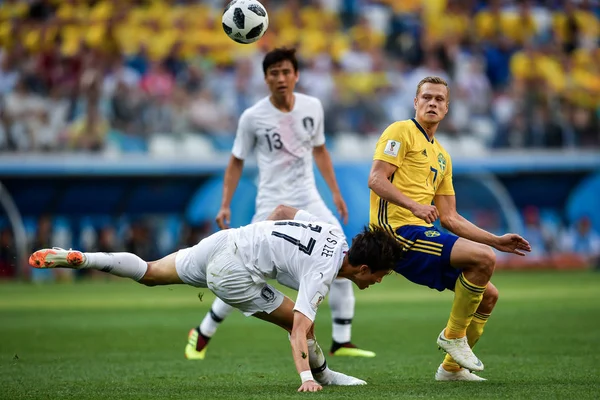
[
  {"xmin": 0, "ymin": 214, "xmax": 215, "ymax": 280},
  {"xmin": 1, "ymin": 206, "xmax": 599, "ymax": 281},
  {"xmin": 0, "ymin": 0, "xmax": 598, "ymax": 155}
]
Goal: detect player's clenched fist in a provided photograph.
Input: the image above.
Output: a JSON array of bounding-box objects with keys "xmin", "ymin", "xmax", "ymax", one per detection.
[
  {"xmin": 215, "ymin": 207, "xmax": 231, "ymax": 230},
  {"xmin": 297, "ymin": 381, "xmax": 323, "ymax": 392},
  {"xmin": 411, "ymin": 203, "xmax": 439, "ymax": 224}
]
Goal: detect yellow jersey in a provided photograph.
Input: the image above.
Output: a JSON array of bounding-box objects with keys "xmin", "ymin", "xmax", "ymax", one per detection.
[{"xmin": 370, "ymin": 118, "xmax": 455, "ymax": 231}]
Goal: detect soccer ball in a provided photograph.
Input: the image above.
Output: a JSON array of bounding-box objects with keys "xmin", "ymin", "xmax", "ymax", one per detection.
[{"xmin": 222, "ymin": 0, "xmax": 269, "ymax": 44}]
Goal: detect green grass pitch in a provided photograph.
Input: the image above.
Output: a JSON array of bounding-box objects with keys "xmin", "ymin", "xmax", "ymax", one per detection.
[{"xmin": 1, "ymin": 271, "xmax": 599, "ymax": 399}]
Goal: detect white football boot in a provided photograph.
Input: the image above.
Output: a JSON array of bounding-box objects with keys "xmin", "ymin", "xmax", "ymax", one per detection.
[
  {"xmin": 29, "ymin": 247, "xmax": 85, "ymax": 269},
  {"xmin": 436, "ymin": 329, "xmax": 484, "ymax": 372},
  {"xmin": 435, "ymin": 364, "xmax": 487, "ymax": 381},
  {"xmin": 315, "ymin": 369, "xmax": 367, "ymax": 386}
]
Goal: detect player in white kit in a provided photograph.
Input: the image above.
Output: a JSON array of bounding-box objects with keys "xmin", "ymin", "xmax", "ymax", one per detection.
[
  {"xmin": 189, "ymin": 48, "xmax": 374, "ymax": 360},
  {"xmin": 29, "ymin": 205, "xmax": 403, "ymax": 392}
]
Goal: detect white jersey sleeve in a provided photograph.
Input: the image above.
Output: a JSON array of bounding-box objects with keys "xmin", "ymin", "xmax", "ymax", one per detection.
[
  {"xmin": 312, "ymin": 98, "xmax": 325, "ymax": 147},
  {"xmin": 293, "ymin": 267, "xmax": 331, "ymax": 322},
  {"xmin": 292, "ymin": 233, "xmax": 347, "ymax": 322},
  {"xmin": 231, "ymin": 110, "xmax": 255, "ymax": 160}
]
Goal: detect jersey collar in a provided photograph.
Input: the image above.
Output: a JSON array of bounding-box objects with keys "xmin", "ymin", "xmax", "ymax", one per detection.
[{"xmin": 411, "ymin": 118, "xmax": 434, "ymax": 144}]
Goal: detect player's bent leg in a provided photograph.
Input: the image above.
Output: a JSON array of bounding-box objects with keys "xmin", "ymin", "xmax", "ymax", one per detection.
[
  {"xmin": 450, "ymin": 238, "xmax": 496, "ymax": 286},
  {"xmin": 437, "ymin": 239, "xmax": 494, "ymax": 371},
  {"xmin": 252, "ymin": 295, "xmax": 295, "ymax": 332},
  {"xmin": 477, "ymin": 282, "xmax": 499, "ymax": 314},
  {"xmin": 186, "ymin": 298, "xmax": 236, "ymax": 361},
  {"xmin": 440, "ymin": 283, "xmax": 499, "ymax": 378},
  {"xmin": 140, "ymin": 253, "xmax": 184, "ymax": 286},
  {"xmin": 467, "ymin": 283, "xmax": 498, "ymax": 348}
]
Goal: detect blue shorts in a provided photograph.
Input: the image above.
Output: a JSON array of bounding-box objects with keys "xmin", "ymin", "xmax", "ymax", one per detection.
[{"xmin": 394, "ymin": 225, "xmax": 460, "ymax": 292}]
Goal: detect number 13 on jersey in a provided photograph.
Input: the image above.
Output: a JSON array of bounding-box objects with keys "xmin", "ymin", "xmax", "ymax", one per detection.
[{"xmin": 265, "ymin": 132, "xmax": 282, "ymax": 151}]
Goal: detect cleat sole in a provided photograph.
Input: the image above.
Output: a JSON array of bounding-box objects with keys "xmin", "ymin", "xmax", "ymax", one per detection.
[{"xmin": 29, "ymin": 249, "xmax": 58, "ymax": 268}]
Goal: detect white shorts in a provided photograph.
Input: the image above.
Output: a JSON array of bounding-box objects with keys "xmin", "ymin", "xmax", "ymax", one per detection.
[
  {"xmin": 176, "ymin": 229, "xmax": 231, "ymax": 287},
  {"xmin": 205, "ymin": 243, "xmax": 285, "ymax": 316},
  {"xmin": 253, "ymin": 199, "xmax": 342, "ymax": 231}
]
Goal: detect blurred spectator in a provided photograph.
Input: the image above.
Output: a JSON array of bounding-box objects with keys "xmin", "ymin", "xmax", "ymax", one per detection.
[
  {"xmin": 110, "ymin": 80, "xmax": 146, "ymax": 134},
  {"xmin": 521, "ymin": 206, "xmax": 555, "ymax": 260},
  {"xmin": 140, "ymin": 61, "xmax": 174, "ymax": 99},
  {"xmin": 3, "ymin": 77, "xmax": 46, "ymax": 150},
  {"xmin": 29, "ymin": 215, "xmax": 73, "ymax": 282},
  {"xmin": 188, "ymin": 88, "xmax": 234, "ymax": 136},
  {"xmin": 125, "ymin": 219, "xmax": 159, "ymax": 262},
  {"xmin": 79, "ymin": 224, "xmax": 122, "ymax": 280},
  {"xmin": 102, "ymin": 55, "xmax": 141, "ymax": 99},
  {"xmin": 0, "ymin": 0, "xmax": 596, "ymax": 153},
  {"xmin": 0, "ymin": 226, "xmax": 16, "ymax": 278},
  {"xmin": 559, "ymin": 216, "xmax": 600, "ymax": 269},
  {"xmin": 169, "ymin": 86, "xmax": 192, "ymax": 136},
  {"xmin": 0, "ymin": 50, "xmax": 20, "ymax": 95},
  {"xmin": 179, "ymin": 221, "xmax": 212, "ymax": 248},
  {"xmin": 66, "ymin": 98, "xmax": 109, "ymax": 151}
]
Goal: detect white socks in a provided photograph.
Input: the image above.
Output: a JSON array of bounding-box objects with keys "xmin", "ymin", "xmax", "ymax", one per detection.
[
  {"xmin": 83, "ymin": 252, "xmax": 148, "ymax": 281},
  {"xmin": 307, "ymin": 339, "xmax": 331, "ymax": 381},
  {"xmin": 199, "ymin": 297, "xmax": 235, "ymax": 337},
  {"xmin": 307, "ymin": 339, "xmax": 326, "ymax": 369},
  {"xmin": 329, "ymin": 278, "xmax": 355, "ymax": 343}
]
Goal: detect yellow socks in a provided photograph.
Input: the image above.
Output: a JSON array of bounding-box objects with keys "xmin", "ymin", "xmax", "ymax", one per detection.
[
  {"xmin": 442, "ymin": 311, "xmax": 490, "ymax": 372},
  {"xmin": 445, "ymin": 274, "xmax": 486, "ymax": 339},
  {"xmin": 466, "ymin": 311, "xmax": 490, "ymax": 348}
]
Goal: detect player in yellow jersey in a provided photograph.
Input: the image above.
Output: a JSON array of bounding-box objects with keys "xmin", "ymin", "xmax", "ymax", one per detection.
[{"xmin": 368, "ymin": 76, "xmax": 532, "ymax": 381}]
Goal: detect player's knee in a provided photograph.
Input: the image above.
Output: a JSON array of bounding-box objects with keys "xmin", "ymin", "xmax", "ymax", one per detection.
[
  {"xmin": 139, "ymin": 275, "xmax": 158, "ymax": 287},
  {"xmin": 139, "ymin": 261, "xmax": 160, "ymax": 286},
  {"xmin": 476, "ymin": 246, "xmax": 496, "ymax": 277}
]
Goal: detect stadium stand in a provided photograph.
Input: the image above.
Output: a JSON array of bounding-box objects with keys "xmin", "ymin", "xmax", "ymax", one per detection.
[{"xmin": 0, "ymin": 0, "xmax": 598, "ymax": 279}]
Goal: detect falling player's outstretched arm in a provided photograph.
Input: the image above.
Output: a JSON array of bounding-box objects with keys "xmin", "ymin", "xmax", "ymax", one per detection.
[
  {"xmin": 290, "ymin": 310, "xmax": 321, "ymax": 392},
  {"xmin": 313, "ymin": 145, "xmax": 348, "ymax": 224},
  {"xmin": 434, "ymin": 194, "xmax": 532, "ymax": 256}
]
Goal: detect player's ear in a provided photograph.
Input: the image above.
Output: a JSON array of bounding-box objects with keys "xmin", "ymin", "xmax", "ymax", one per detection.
[{"xmin": 413, "ymin": 97, "xmax": 418, "ymax": 110}]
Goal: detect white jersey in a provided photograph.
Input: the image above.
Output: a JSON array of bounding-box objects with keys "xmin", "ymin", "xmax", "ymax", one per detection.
[
  {"xmin": 232, "ymin": 93, "xmax": 326, "ymax": 210},
  {"xmin": 230, "ymin": 217, "xmax": 348, "ymax": 321}
]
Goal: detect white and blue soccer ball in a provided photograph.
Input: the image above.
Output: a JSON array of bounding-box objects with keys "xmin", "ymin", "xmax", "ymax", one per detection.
[{"xmin": 222, "ymin": 0, "xmax": 269, "ymax": 44}]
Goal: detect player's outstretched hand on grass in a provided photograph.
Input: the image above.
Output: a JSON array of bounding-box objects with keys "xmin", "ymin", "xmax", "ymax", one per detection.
[
  {"xmin": 298, "ymin": 381, "xmax": 323, "ymax": 392},
  {"xmin": 493, "ymin": 234, "xmax": 532, "ymax": 256},
  {"xmin": 215, "ymin": 207, "xmax": 231, "ymax": 230}
]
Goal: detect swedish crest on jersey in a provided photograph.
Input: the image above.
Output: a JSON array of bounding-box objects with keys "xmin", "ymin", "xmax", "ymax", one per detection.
[
  {"xmin": 424, "ymin": 230, "xmax": 441, "ymax": 238},
  {"xmin": 437, "ymin": 153, "xmax": 447, "ymax": 172}
]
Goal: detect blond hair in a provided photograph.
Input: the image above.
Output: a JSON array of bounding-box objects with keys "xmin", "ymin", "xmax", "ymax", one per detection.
[{"xmin": 416, "ymin": 76, "xmax": 450, "ymax": 100}]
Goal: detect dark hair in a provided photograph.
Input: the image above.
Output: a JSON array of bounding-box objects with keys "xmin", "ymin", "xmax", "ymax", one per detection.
[
  {"xmin": 347, "ymin": 225, "xmax": 403, "ymax": 273},
  {"xmin": 262, "ymin": 47, "xmax": 299, "ymax": 76}
]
